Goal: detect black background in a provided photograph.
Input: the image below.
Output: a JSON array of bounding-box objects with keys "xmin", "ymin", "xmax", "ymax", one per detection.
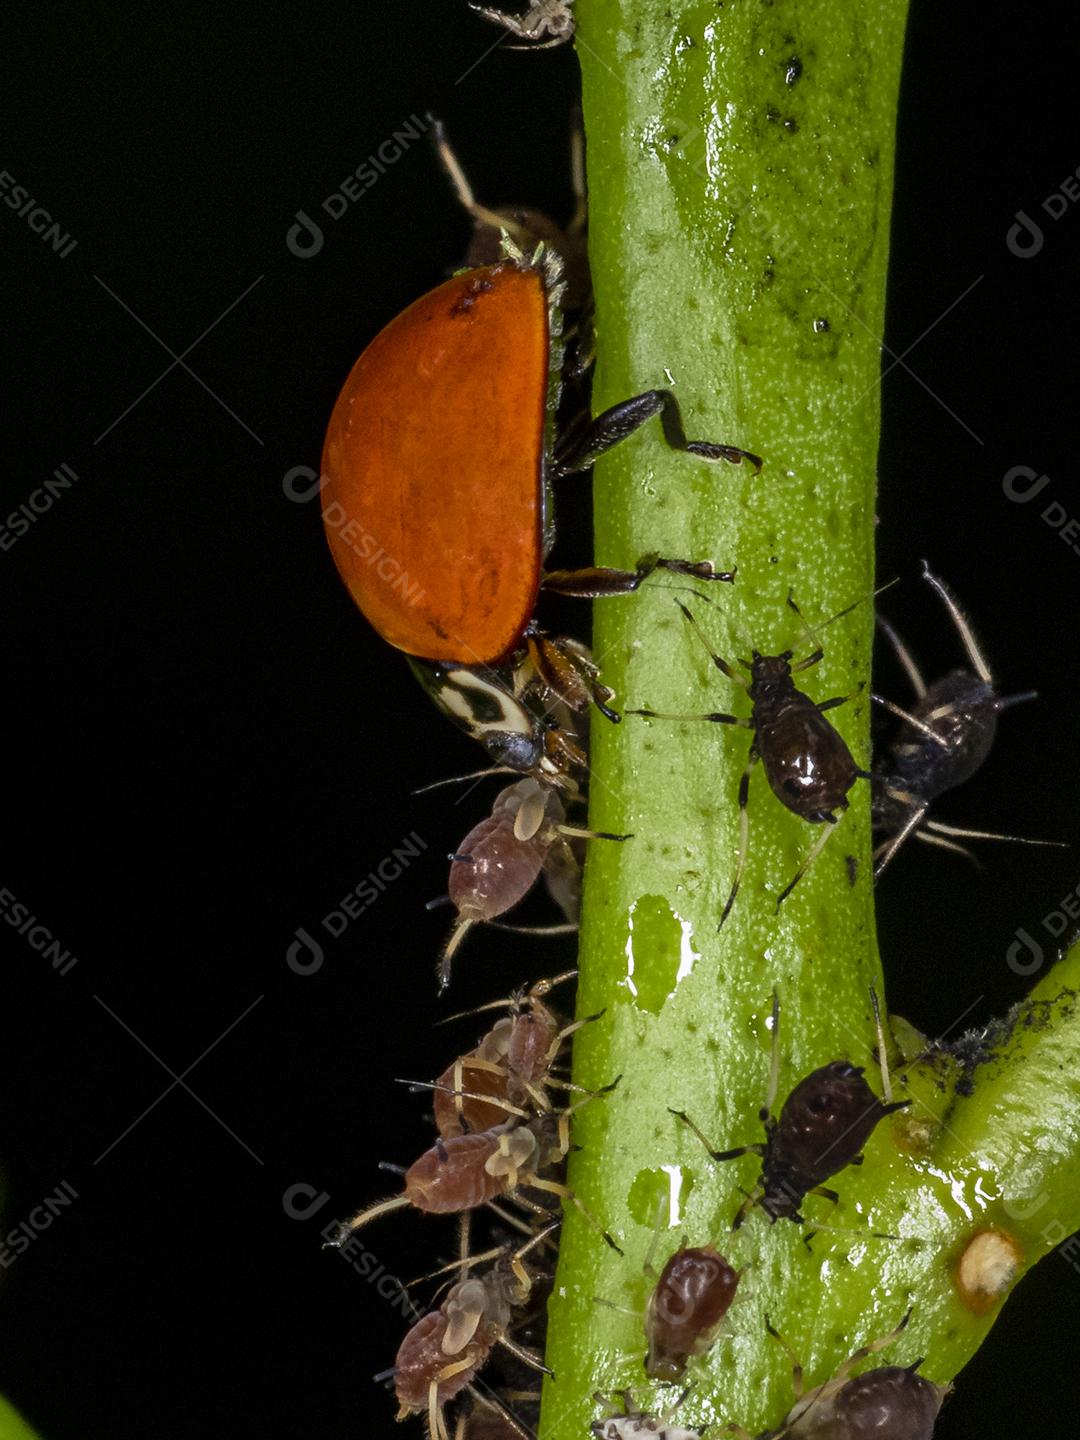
[{"xmin": 4, "ymin": 2, "xmax": 1080, "ymax": 1436}]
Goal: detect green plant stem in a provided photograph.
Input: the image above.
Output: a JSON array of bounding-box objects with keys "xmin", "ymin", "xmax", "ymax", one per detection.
[{"xmin": 537, "ymin": 3, "xmax": 1080, "ymax": 1436}]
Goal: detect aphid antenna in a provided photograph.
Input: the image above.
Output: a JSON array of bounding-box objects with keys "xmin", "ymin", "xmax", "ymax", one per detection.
[
  {"xmin": 394, "ymin": 1076, "xmax": 531, "ymax": 1121},
  {"xmin": 919, "ymin": 560, "xmax": 992, "ymax": 683},
  {"xmin": 642, "ymin": 1188, "xmax": 671, "ymax": 1277},
  {"xmin": 763, "ymin": 988, "xmax": 782, "ymax": 1117},
  {"xmin": 428, "ymin": 114, "xmax": 538, "ymax": 250},
  {"xmin": 591, "ymin": 1294, "xmax": 640, "ymax": 1320},
  {"xmin": 406, "ymin": 1218, "xmax": 561, "ymax": 1289},
  {"xmin": 800, "ymin": 1218, "xmax": 902, "ymax": 1245},
  {"xmin": 786, "ymin": 575, "xmax": 900, "ymax": 661},
  {"xmin": 413, "ymin": 766, "xmax": 517, "ymax": 796},
  {"xmin": 436, "ymin": 970, "xmax": 579, "ymax": 1024},
  {"xmin": 869, "ymin": 985, "xmax": 894, "ymax": 1104}
]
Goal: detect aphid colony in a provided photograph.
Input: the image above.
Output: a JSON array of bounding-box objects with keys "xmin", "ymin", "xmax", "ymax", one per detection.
[{"xmin": 316, "ymin": 120, "xmax": 1045, "ymax": 1440}]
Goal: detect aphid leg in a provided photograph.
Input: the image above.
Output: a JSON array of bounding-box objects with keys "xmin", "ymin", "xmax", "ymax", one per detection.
[
  {"xmin": 822, "ymin": 1307, "xmax": 914, "ymax": 1390},
  {"xmin": 484, "ymin": 1199, "xmax": 542, "ymax": 1239},
  {"xmin": 497, "ymin": 1331, "xmax": 556, "ymax": 1378},
  {"xmin": 438, "ymin": 972, "xmax": 577, "ymax": 1026},
  {"xmin": 870, "ymin": 691, "xmax": 951, "ymax": 748},
  {"xmin": 720, "ymin": 747, "xmax": 759, "ymax": 927},
  {"xmin": 876, "ymin": 612, "xmax": 927, "ymax": 699},
  {"xmin": 799, "ymin": 1186, "xmax": 840, "ymax": 1247},
  {"xmin": 872, "ymin": 793, "xmax": 930, "ymax": 878},
  {"xmin": 507, "ymin": 1217, "xmax": 561, "ymax": 1296},
  {"xmin": 539, "ymin": 1007, "xmax": 605, "ymax": 1071},
  {"xmin": 732, "ymin": 1188, "xmax": 764, "ymax": 1230},
  {"xmin": 427, "ymin": 1358, "xmax": 476, "ymax": 1440},
  {"xmin": 920, "ymin": 561, "xmax": 993, "ymax": 683},
  {"xmin": 557, "ymin": 824, "xmax": 633, "ymax": 842},
  {"xmin": 567, "ymin": 104, "xmax": 587, "ymax": 236},
  {"xmin": 776, "ymin": 817, "xmax": 839, "ymax": 911},
  {"xmin": 522, "ymin": 1069, "xmax": 618, "ymax": 1113},
  {"xmin": 465, "ymin": 1388, "xmax": 542, "ymax": 1440},
  {"xmin": 869, "ymin": 985, "xmax": 894, "ymax": 1103},
  {"xmin": 913, "ymin": 829, "xmax": 979, "ymax": 863},
  {"xmin": 921, "ymin": 817, "xmax": 1067, "ymax": 850},
  {"xmin": 541, "ymin": 557, "xmax": 735, "ymax": 610},
  {"xmin": 521, "ymin": 1173, "xmax": 624, "ymax": 1254},
  {"xmin": 668, "ymin": 1107, "xmax": 767, "ymax": 1165},
  {"xmin": 764, "ymin": 1314, "xmax": 805, "ymax": 1397},
  {"xmin": 323, "ymin": 1193, "xmax": 410, "ymax": 1247},
  {"xmin": 550, "ymin": 389, "xmax": 761, "ymax": 475},
  {"xmin": 640, "ymin": 1189, "xmax": 672, "ymax": 1280}
]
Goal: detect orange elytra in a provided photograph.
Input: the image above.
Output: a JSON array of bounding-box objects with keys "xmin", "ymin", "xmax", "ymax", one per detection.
[{"xmin": 322, "ymin": 260, "xmax": 549, "ymax": 666}]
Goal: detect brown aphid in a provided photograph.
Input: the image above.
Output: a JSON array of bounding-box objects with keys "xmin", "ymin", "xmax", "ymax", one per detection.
[
  {"xmin": 645, "ymin": 1244, "xmax": 739, "ymax": 1380},
  {"xmin": 394, "ymin": 1227, "xmax": 554, "ymax": 1440},
  {"xmin": 438, "ymin": 778, "xmax": 629, "ymax": 987},
  {"xmin": 630, "ymin": 595, "xmax": 872, "ymax": 924},
  {"xmin": 430, "ymin": 973, "xmax": 599, "ymax": 1138},
  {"xmin": 326, "ymin": 1112, "xmax": 620, "ymax": 1253},
  {"xmin": 394, "ymin": 1308, "xmax": 488, "ymax": 1434},
  {"xmin": 749, "ymin": 1310, "xmax": 952, "ymax": 1440},
  {"xmin": 672, "ymin": 991, "xmax": 909, "ymax": 1230}
]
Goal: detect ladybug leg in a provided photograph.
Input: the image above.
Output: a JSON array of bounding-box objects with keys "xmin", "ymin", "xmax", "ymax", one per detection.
[
  {"xmin": 527, "ymin": 632, "xmax": 620, "ymax": 723},
  {"xmin": 542, "ymin": 554, "xmax": 735, "ymax": 599},
  {"xmin": 551, "ymin": 388, "xmax": 761, "ymax": 476}
]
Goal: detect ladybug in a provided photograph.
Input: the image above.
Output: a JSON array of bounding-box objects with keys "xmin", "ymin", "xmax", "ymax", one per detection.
[{"xmin": 321, "ymin": 239, "xmax": 760, "ymax": 784}]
